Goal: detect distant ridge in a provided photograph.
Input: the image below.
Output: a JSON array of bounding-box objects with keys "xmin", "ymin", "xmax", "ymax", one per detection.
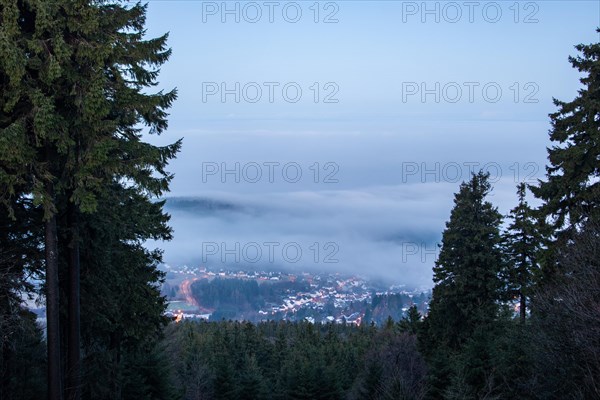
[{"xmin": 164, "ymin": 197, "xmax": 243, "ymax": 215}]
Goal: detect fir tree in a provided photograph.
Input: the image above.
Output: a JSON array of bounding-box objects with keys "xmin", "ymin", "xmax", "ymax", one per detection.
[
  {"xmin": 0, "ymin": 2, "xmax": 179, "ymax": 398},
  {"xmin": 398, "ymin": 304, "xmax": 422, "ymax": 335},
  {"xmin": 532, "ymin": 31, "xmax": 600, "ymax": 234},
  {"xmin": 426, "ymin": 171, "xmax": 504, "ymax": 349},
  {"xmin": 421, "ymin": 172, "xmax": 504, "ymax": 397},
  {"xmin": 0, "ymin": 195, "xmax": 45, "ymax": 399},
  {"xmin": 503, "ymin": 183, "xmax": 542, "ymax": 322},
  {"xmin": 74, "ymin": 182, "xmax": 174, "ymax": 399}
]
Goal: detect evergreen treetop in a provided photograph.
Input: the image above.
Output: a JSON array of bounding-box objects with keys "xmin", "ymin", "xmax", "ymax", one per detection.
[{"xmin": 532, "ymin": 31, "xmax": 600, "ymax": 234}]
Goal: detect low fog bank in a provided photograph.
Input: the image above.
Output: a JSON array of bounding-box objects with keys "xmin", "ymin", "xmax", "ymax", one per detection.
[{"xmin": 150, "ymin": 178, "xmax": 530, "ymax": 288}]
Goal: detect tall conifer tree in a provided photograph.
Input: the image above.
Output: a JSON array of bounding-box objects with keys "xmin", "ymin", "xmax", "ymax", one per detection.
[
  {"xmin": 426, "ymin": 172, "xmax": 504, "ymax": 348},
  {"xmin": 421, "ymin": 172, "xmax": 504, "ymax": 398},
  {"xmin": 0, "ymin": 2, "xmax": 179, "ymax": 399},
  {"xmin": 503, "ymin": 183, "xmax": 542, "ymax": 323},
  {"xmin": 532, "ymin": 32, "xmax": 600, "ymax": 234}
]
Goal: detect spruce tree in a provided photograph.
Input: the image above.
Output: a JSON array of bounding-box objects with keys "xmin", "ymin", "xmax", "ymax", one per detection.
[
  {"xmin": 426, "ymin": 171, "xmax": 504, "ymax": 348},
  {"xmin": 74, "ymin": 182, "xmax": 174, "ymax": 399},
  {"xmin": 398, "ymin": 304, "xmax": 422, "ymax": 334},
  {"xmin": 421, "ymin": 172, "xmax": 504, "ymax": 397},
  {"xmin": 503, "ymin": 183, "xmax": 542, "ymax": 323},
  {"xmin": 0, "ymin": 195, "xmax": 45, "ymax": 399},
  {"xmin": 529, "ymin": 220, "xmax": 600, "ymax": 398},
  {"xmin": 0, "ymin": 2, "xmax": 179, "ymax": 399},
  {"xmin": 532, "ymin": 31, "xmax": 600, "ymax": 234}
]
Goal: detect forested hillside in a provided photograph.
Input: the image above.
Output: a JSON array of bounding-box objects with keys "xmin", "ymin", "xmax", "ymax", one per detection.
[{"xmin": 164, "ymin": 318, "xmax": 426, "ymax": 400}]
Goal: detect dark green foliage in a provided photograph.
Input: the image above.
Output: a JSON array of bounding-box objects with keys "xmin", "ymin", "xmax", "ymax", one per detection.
[
  {"xmin": 349, "ymin": 330, "xmax": 427, "ymax": 400},
  {"xmin": 368, "ymin": 293, "xmax": 420, "ymax": 324},
  {"xmin": 0, "ymin": 195, "xmax": 45, "ymax": 399},
  {"xmin": 69, "ymin": 182, "xmax": 175, "ymax": 400},
  {"xmin": 0, "ymin": 0, "xmax": 180, "ymax": 210},
  {"xmin": 0, "ymin": 196, "xmax": 43, "ymax": 331},
  {"xmin": 121, "ymin": 345, "xmax": 177, "ymax": 400},
  {"xmin": 1, "ymin": 1, "xmax": 180, "ymax": 398},
  {"xmin": 162, "ymin": 318, "xmax": 427, "ymax": 400},
  {"xmin": 485, "ymin": 321, "xmax": 538, "ymax": 399},
  {"xmin": 190, "ymin": 277, "xmax": 312, "ymax": 320},
  {"xmin": 0, "ymin": 308, "xmax": 47, "ymax": 400},
  {"xmin": 528, "ymin": 221, "xmax": 600, "ymax": 399},
  {"xmin": 164, "ymin": 320, "xmax": 417, "ymax": 400},
  {"xmin": 421, "ymin": 172, "xmax": 505, "ymax": 398},
  {"xmin": 503, "ymin": 183, "xmax": 543, "ymax": 322},
  {"xmin": 532, "ymin": 30, "xmax": 600, "ymax": 235},
  {"xmin": 523, "ymin": 33, "xmax": 600, "ymax": 398},
  {"xmin": 424, "ymin": 172, "xmax": 504, "ymax": 348},
  {"xmin": 530, "ymin": 33, "xmax": 600, "ymax": 285},
  {"xmin": 398, "ymin": 305, "xmax": 422, "ymax": 335},
  {"xmin": 192, "ymin": 278, "xmax": 262, "ymax": 312}
]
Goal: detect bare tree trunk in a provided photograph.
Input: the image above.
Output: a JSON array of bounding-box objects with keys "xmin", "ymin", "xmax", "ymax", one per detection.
[
  {"xmin": 66, "ymin": 203, "xmax": 80, "ymax": 400},
  {"xmin": 45, "ymin": 182, "xmax": 62, "ymax": 400}
]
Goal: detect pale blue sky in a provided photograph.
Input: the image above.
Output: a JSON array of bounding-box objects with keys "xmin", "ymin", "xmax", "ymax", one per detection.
[
  {"xmin": 142, "ymin": 1, "xmax": 600, "ymax": 285},
  {"xmin": 145, "ymin": 1, "xmax": 597, "ymax": 130}
]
